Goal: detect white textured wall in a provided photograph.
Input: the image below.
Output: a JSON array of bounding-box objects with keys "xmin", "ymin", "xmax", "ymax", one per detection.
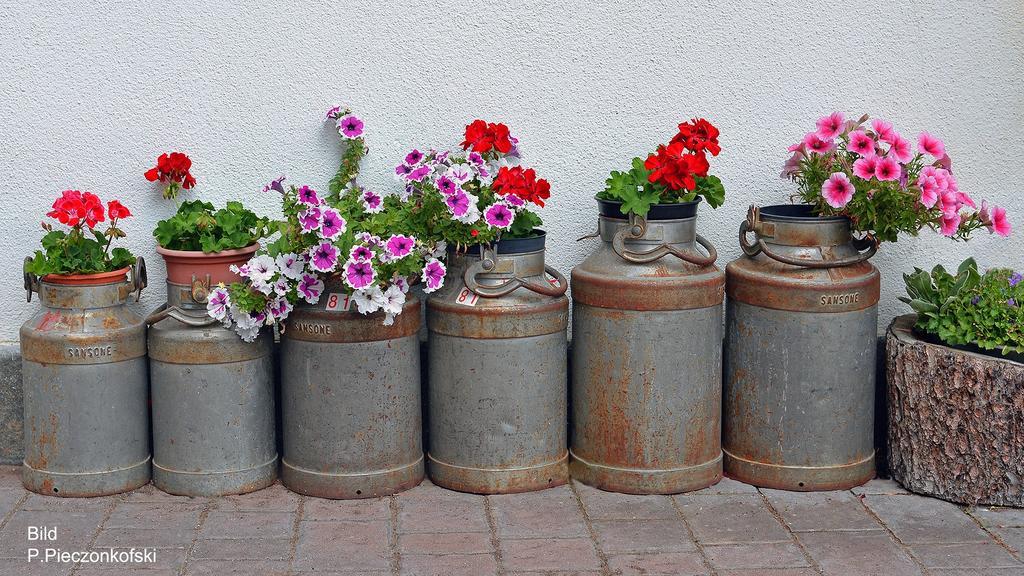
[{"xmin": 2, "ymin": 1, "xmax": 1022, "ymax": 342}]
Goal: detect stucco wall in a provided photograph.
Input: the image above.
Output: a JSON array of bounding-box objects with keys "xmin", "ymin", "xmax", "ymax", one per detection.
[{"xmin": 2, "ymin": 1, "xmax": 1022, "ymax": 341}]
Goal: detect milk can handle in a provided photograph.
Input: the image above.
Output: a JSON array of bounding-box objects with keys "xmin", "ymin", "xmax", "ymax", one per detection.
[
  {"xmin": 739, "ymin": 207, "xmax": 877, "ymax": 269},
  {"xmin": 23, "ymin": 257, "xmax": 38, "ymax": 303},
  {"xmin": 129, "ymin": 257, "xmax": 147, "ymax": 302},
  {"xmin": 145, "ymin": 303, "xmax": 220, "ymax": 327},
  {"xmin": 612, "ymin": 213, "xmax": 717, "ymax": 266},
  {"xmin": 463, "ymin": 249, "xmax": 568, "ymax": 298}
]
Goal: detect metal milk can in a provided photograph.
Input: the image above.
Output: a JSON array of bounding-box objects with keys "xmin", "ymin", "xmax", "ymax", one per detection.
[
  {"xmin": 280, "ymin": 279, "xmax": 423, "ymax": 499},
  {"xmin": 21, "ymin": 258, "xmax": 150, "ymax": 497},
  {"xmin": 426, "ymin": 233, "xmax": 570, "ymax": 494},
  {"xmin": 571, "ymin": 200, "xmax": 725, "ymax": 494},
  {"xmin": 147, "ymin": 251, "xmax": 277, "ymax": 497},
  {"xmin": 724, "ymin": 205, "xmax": 880, "ymax": 491}
]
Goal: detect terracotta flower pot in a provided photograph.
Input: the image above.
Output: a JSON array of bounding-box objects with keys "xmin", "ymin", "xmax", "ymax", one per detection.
[
  {"xmin": 157, "ymin": 244, "xmax": 259, "ymax": 286},
  {"xmin": 41, "ymin": 267, "xmax": 131, "ymax": 286}
]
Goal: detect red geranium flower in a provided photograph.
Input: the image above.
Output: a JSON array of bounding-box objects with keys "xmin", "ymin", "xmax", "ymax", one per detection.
[
  {"xmin": 492, "ymin": 166, "xmax": 551, "ymax": 207},
  {"xmin": 461, "ymin": 120, "xmax": 513, "ymax": 154},
  {"xmin": 46, "ymin": 190, "xmax": 106, "ymax": 228},
  {"xmin": 672, "ymin": 119, "xmax": 721, "ymax": 156},
  {"xmin": 107, "ymin": 200, "xmax": 131, "ymax": 220},
  {"xmin": 145, "ymin": 151, "xmax": 195, "ymax": 198},
  {"xmin": 644, "ymin": 142, "xmax": 710, "ymax": 191}
]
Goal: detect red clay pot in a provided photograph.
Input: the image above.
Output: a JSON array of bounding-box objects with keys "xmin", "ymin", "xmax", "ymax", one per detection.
[
  {"xmin": 41, "ymin": 267, "xmax": 130, "ymax": 286},
  {"xmin": 157, "ymin": 244, "xmax": 259, "ymax": 286}
]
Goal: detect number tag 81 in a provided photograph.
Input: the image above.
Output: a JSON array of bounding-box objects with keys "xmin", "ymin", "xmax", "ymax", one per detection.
[
  {"xmin": 456, "ymin": 288, "xmax": 479, "ymax": 306},
  {"xmin": 324, "ymin": 293, "xmax": 351, "ymax": 311}
]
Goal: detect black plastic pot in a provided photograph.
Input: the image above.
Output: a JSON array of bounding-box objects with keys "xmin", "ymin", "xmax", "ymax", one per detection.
[
  {"xmin": 460, "ymin": 230, "xmax": 547, "ymax": 256},
  {"xmin": 759, "ymin": 203, "xmax": 847, "ymax": 222},
  {"xmin": 596, "ymin": 197, "xmax": 701, "ymax": 220},
  {"xmin": 912, "ymin": 327, "xmax": 1024, "ymax": 365}
]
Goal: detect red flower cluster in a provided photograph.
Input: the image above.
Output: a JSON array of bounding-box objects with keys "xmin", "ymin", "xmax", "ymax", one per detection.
[
  {"xmin": 492, "ymin": 166, "xmax": 551, "ymax": 207},
  {"xmin": 144, "ymin": 152, "xmax": 196, "ymax": 190},
  {"xmin": 461, "ymin": 120, "xmax": 513, "ymax": 155},
  {"xmin": 46, "ymin": 190, "xmax": 131, "ymax": 229},
  {"xmin": 645, "ymin": 119, "xmax": 720, "ymax": 191}
]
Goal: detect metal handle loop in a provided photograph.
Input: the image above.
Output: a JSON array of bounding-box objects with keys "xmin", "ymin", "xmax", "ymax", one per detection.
[
  {"xmin": 740, "ymin": 205, "xmax": 877, "ymax": 269},
  {"xmin": 130, "ymin": 257, "xmax": 147, "ymax": 302},
  {"xmin": 463, "ymin": 248, "xmax": 568, "ymax": 299},
  {"xmin": 23, "ymin": 256, "xmax": 38, "ymax": 303},
  {"xmin": 612, "ymin": 214, "xmax": 718, "ymax": 266},
  {"xmin": 145, "ymin": 303, "xmax": 220, "ymax": 327}
]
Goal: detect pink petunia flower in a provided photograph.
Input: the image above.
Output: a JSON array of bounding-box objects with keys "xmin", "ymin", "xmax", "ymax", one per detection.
[
  {"xmin": 343, "ymin": 258, "xmax": 376, "ymax": 290},
  {"xmin": 852, "ymin": 156, "xmax": 878, "ymax": 180},
  {"xmin": 406, "ymin": 165, "xmax": 433, "ymax": 182},
  {"xmin": 421, "ymin": 258, "xmax": 446, "ymax": 293},
  {"xmin": 309, "ymin": 242, "xmax": 340, "ymax": 273},
  {"xmin": 297, "ymin": 185, "xmax": 321, "ymax": 206},
  {"xmin": 887, "ymin": 135, "xmax": 912, "ymax": 163},
  {"xmin": 918, "ymin": 176, "xmax": 939, "ymax": 208},
  {"xmin": 821, "ymin": 172, "xmax": 855, "ymax": 208},
  {"xmin": 940, "ymin": 211, "xmax": 961, "ymax": 236},
  {"xmin": 871, "ymin": 119, "xmax": 896, "ymax": 143},
  {"xmin": 445, "ymin": 190, "xmax": 472, "ymax": 217},
  {"xmin": 207, "ymin": 287, "xmax": 230, "ymax": 321},
  {"xmin": 298, "ymin": 206, "xmax": 322, "ymax": 232},
  {"xmin": 435, "ymin": 175, "xmax": 459, "ymax": 196},
  {"xmin": 385, "ymin": 234, "xmax": 416, "ymax": 259},
  {"xmin": 847, "ymin": 131, "xmax": 875, "ymax": 156},
  {"xmin": 405, "ymin": 149, "xmax": 424, "ymax": 165},
  {"xmin": 803, "ymin": 132, "xmax": 833, "ymax": 155},
  {"xmin": 350, "ymin": 245, "xmax": 374, "ymax": 262},
  {"xmin": 362, "ymin": 189, "xmax": 384, "ymax": 213},
  {"xmin": 918, "ymin": 132, "xmax": 945, "ymax": 158},
  {"xmin": 297, "ymin": 274, "xmax": 324, "ymax": 304},
  {"xmin": 484, "ymin": 202, "xmax": 515, "ymax": 230},
  {"xmin": 337, "ymin": 114, "xmax": 364, "ymax": 139},
  {"xmin": 980, "ymin": 202, "xmax": 1012, "ymax": 237},
  {"xmin": 319, "ymin": 208, "xmax": 346, "ymax": 240},
  {"xmin": 874, "ymin": 157, "xmax": 901, "ymax": 181},
  {"xmin": 815, "ymin": 112, "xmax": 845, "ymax": 139}
]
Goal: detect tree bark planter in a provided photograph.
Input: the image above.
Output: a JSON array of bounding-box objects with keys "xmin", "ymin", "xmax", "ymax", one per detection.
[{"xmin": 887, "ymin": 314, "xmax": 1024, "ymax": 507}]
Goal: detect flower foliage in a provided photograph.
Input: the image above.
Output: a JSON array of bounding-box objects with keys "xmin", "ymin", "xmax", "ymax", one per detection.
[
  {"xmin": 901, "ymin": 258, "xmax": 1023, "ymax": 356},
  {"xmin": 209, "ymin": 108, "xmax": 446, "ymax": 341},
  {"xmin": 26, "ymin": 190, "xmax": 136, "ymax": 276},
  {"xmin": 399, "ymin": 119, "xmax": 550, "ymax": 247},
  {"xmin": 785, "ymin": 112, "xmax": 1011, "ymax": 243},
  {"xmin": 154, "ymin": 200, "xmax": 270, "ymax": 253},
  {"xmin": 599, "ymin": 118, "xmax": 726, "ymax": 217},
  {"xmin": 145, "ymin": 152, "xmax": 196, "ymax": 200}
]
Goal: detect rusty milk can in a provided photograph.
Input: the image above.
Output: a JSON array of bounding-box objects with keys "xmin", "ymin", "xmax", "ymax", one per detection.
[
  {"xmin": 281, "ymin": 278, "xmax": 423, "ymax": 498},
  {"xmin": 571, "ymin": 199, "xmax": 724, "ymax": 494},
  {"xmin": 147, "ymin": 247, "xmax": 277, "ymax": 496},
  {"xmin": 21, "ymin": 258, "xmax": 150, "ymax": 497},
  {"xmin": 724, "ymin": 205, "xmax": 880, "ymax": 491},
  {"xmin": 426, "ymin": 233, "xmax": 569, "ymax": 494}
]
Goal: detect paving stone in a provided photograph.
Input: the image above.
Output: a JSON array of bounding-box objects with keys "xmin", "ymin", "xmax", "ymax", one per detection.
[
  {"xmin": 199, "ymin": 510, "xmax": 294, "ymax": 540},
  {"xmin": 397, "ymin": 482, "xmax": 488, "ymax": 534},
  {"xmin": 761, "ymin": 488, "xmax": 881, "ymax": 531},
  {"xmin": 293, "ymin": 519, "xmax": 391, "ymax": 572},
  {"xmin": 606, "ymin": 551, "xmax": 708, "ymax": 575},
  {"xmin": 687, "ymin": 477, "xmax": 758, "ymax": 495},
  {"xmin": 400, "ymin": 552, "xmax": 498, "ymax": 576},
  {"xmin": 489, "ymin": 485, "xmax": 587, "ymax": 539},
  {"xmin": 969, "ymin": 506, "xmax": 1024, "ymax": 528},
  {"xmin": 0, "ymin": 509, "xmax": 104, "ymax": 556},
  {"xmin": 104, "ymin": 501, "xmax": 204, "ymax": 531},
  {"xmin": 0, "ymin": 466, "xmax": 24, "ymax": 491},
  {"xmin": 908, "ymin": 542, "xmax": 1021, "ymax": 568},
  {"xmin": 797, "ymin": 530, "xmax": 923, "ymax": 576},
  {"xmin": 94, "ymin": 527, "xmax": 195, "ymax": 548},
  {"xmin": 850, "ymin": 478, "xmax": 910, "ymax": 495},
  {"xmin": 675, "ymin": 494, "xmax": 790, "ymax": 545},
  {"xmin": 928, "ymin": 570, "xmax": 1024, "ymax": 576},
  {"xmin": 718, "ymin": 570, "xmax": 819, "ymax": 576},
  {"xmin": 501, "ymin": 537, "xmax": 601, "ymax": 572},
  {"xmin": 0, "ymin": 559, "xmax": 73, "ymax": 576},
  {"xmin": 121, "ymin": 483, "xmax": 209, "ymax": 505},
  {"xmin": 214, "ymin": 483, "xmax": 300, "ymax": 512},
  {"xmin": 703, "ymin": 542, "xmax": 809, "ymax": 569},
  {"xmin": 399, "ymin": 531, "xmax": 492, "ymax": 555},
  {"xmin": 993, "ymin": 527, "xmax": 1024, "ymax": 555},
  {"xmin": 20, "ymin": 493, "xmax": 114, "ymax": 512},
  {"xmin": 591, "ymin": 519, "xmax": 696, "ymax": 554},
  {"xmin": 574, "ymin": 482, "xmax": 678, "ymax": 520},
  {"xmin": 506, "ymin": 572, "xmax": 602, "ymax": 576},
  {"xmin": 185, "ymin": 559, "xmax": 291, "ymax": 575},
  {"xmin": 76, "ymin": 568, "xmax": 178, "ymax": 576},
  {"xmin": 192, "ymin": 537, "xmax": 292, "ymax": 560},
  {"xmin": 303, "ymin": 495, "xmax": 391, "ymax": 522},
  {"xmin": 78, "ymin": 546, "xmax": 187, "ymax": 571},
  {"xmin": 863, "ymin": 494, "xmax": 991, "ymax": 544}
]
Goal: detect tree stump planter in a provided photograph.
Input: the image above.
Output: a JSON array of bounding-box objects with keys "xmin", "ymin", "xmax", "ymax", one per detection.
[{"xmin": 887, "ymin": 314, "xmax": 1024, "ymax": 507}]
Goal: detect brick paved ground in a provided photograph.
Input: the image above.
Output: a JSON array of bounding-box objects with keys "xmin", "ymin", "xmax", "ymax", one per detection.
[{"xmin": 0, "ymin": 466, "xmax": 1021, "ymax": 576}]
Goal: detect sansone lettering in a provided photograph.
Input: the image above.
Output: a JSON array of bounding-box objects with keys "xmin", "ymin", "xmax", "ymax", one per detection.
[
  {"xmin": 66, "ymin": 345, "xmax": 114, "ymax": 358},
  {"xmin": 293, "ymin": 322, "xmax": 332, "ymax": 335},
  {"xmin": 820, "ymin": 293, "xmax": 861, "ymax": 306}
]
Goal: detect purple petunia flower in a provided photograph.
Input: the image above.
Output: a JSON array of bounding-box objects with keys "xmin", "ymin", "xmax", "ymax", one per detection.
[
  {"xmin": 267, "ymin": 296, "xmax": 293, "ymax": 319},
  {"xmin": 466, "ymin": 151, "xmax": 484, "ymax": 166},
  {"xmin": 446, "ymin": 163, "xmax": 473, "ymax": 184},
  {"xmin": 297, "ymin": 185, "xmax": 321, "ymax": 206},
  {"xmin": 406, "ymin": 164, "xmax": 433, "ymax": 182},
  {"xmin": 350, "ymin": 245, "xmax": 374, "ymax": 261},
  {"xmin": 1009, "ymin": 298, "xmax": 1018, "ymax": 308},
  {"xmin": 385, "ymin": 234, "xmax": 416, "ymax": 259},
  {"xmin": 262, "ymin": 175, "xmax": 287, "ymax": 194},
  {"xmin": 436, "ymin": 175, "xmax": 458, "ymax": 196},
  {"xmin": 484, "ymin": 202, "xmax": 514, "ymax": 230},
  {"xmin": 394, "ymin": 163, "xmax": 414, "ymax": 180},
  {"xmin": 344, "ymin": 259, "xmax": 376, "ymax": 290},
  {"xmin": 421, "ymin": 259, "xmax": 446, "ymax": 293},
  {"xmin": 362, "ymin": 189, "xmax": 384, "ymax": 213},
  {"xmin": 337, "ymin": 114, "xmax": 364, "ymax": 139},
  {"xmin": 320, "ymin": 208, "xmax": 346, "ymax": 240},
  {"xmin": 445, "ymin": 190, "xmax": 471, "ymax": 217},
  {"xmin": 503, "ymin": 193, "xmax": 525, "ymax": 207},
  {"xmin": 326, "ymin": 105, "xmax": 344, "ymax": 120},
  {"xmin": 309, "ymin": 242, "xmax": 340, "ymax": 273},
  {"xmin": 207, "ymin": 287, "xmax": 230, "ymax": 321},
  {"xmin": 275, "ymin": 252, "xmax": 305, "ymax": 280},
  {"xmin": 1010, "ymin": 272, "xmax": 1022, "ymax": 287},
  {"xmin": 405, "ymin": 149, "xmax": 424, "ymax": 165},
  {"xmin": 435, "ymin": 150, "xmax": 450, "ymax": 164},
  {"xmin": 298, "ymin": 274, "xmax": 324, "ymax": 304},
  {"xmin": 299, "ymin": 206, "xmax": 322, "ymax": 232},
  {"xmin": 971, "ymin": 295, "xmax": 981, "ymax": 306}
]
